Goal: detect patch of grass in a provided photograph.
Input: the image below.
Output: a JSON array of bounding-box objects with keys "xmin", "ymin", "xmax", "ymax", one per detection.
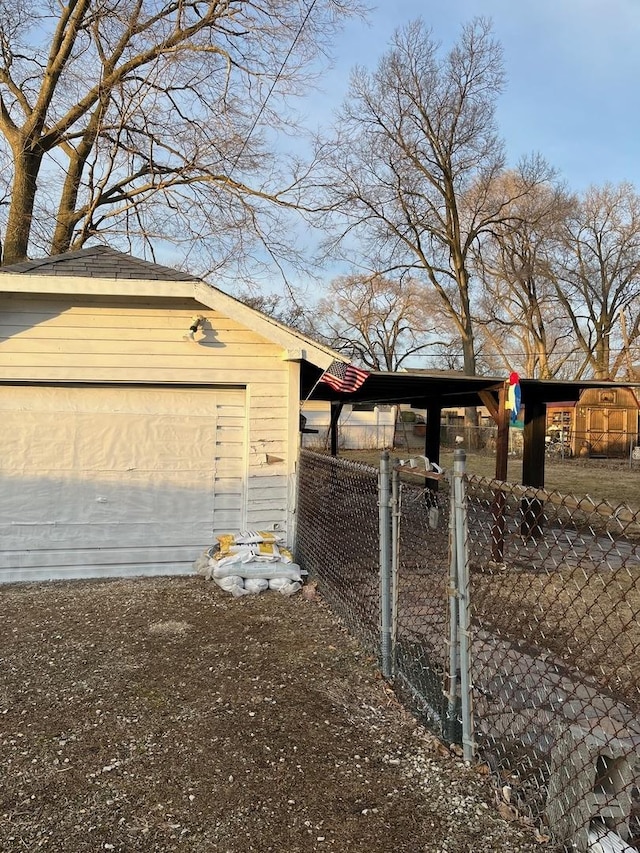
[{"xmin": 472, "ymin": 565, "xmax": 640, "ymax": 708}]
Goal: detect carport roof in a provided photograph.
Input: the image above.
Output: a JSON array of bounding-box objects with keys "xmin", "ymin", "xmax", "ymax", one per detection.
[{"xmin": 301, "ymin": 364, "xmax": 640, "ymax": 409}]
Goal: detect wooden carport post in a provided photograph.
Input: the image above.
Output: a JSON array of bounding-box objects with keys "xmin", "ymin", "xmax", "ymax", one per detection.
[
  {"xmin": 423, "ymin": 399, "xmax": 442, "ymax": 500},
  {"xmin": 521, "ymin": 398, "xmax": 546, "ymax": 537},
  {"xmin": 329, "ymin": 401, "xmax": 343, "ymax": 456},
  {"xmin": 479, "ymin": 382, "xmax": 510, "ymax": 563}
]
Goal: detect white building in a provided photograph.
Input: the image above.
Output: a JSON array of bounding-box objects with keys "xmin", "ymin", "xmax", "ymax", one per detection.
[{"xmin": 0, "ymin": 247, "xmax": 342, "ymax": 582}]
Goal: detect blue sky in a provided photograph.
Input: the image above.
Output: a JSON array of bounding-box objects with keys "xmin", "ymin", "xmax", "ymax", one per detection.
[{"xmin": 308, "ymin": 0, "xmax": 640, "ymax": 192}]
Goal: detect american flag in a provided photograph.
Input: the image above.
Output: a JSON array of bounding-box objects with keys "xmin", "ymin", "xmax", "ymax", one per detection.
[{"xmin": 319, "ymin": 360, "xmax": 369, "ymax": 393}]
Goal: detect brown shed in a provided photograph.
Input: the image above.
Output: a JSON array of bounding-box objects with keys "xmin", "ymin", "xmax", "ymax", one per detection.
[{"xmin": 549, "ymin": 386, "xmax": 640, "ymax": 457}]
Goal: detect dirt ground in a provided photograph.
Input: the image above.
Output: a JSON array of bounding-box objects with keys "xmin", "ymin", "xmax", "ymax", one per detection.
[{"xmin": 1, "ymin": 576, "xmax": 556, "ymax": 852}]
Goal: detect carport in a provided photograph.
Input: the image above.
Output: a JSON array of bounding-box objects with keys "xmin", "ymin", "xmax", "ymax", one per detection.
[{"xmin": 301, "ymin": 365, "xmax": 640, "ymax": 491}]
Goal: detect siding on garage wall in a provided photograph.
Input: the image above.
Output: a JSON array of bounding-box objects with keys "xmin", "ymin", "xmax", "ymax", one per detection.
[{"xmin": 0, "ymin": 293, "xmax": 297, "ymax": 545}]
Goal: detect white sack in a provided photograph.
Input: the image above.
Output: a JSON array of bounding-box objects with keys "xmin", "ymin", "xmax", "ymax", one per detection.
[
  {"xmin": 214, "ymin": 575, "xmax": 248, "ymax": 597},
  {"xmin": 244, "ymin": 578, "xmax": 269, "ymax": 594},
  {"xmin": 278, "ymin": 581, "xmax": 302, "ymax": 597},
  {"xmin": 212, "ymin": 561, "xmax": 303, "ymax": 582},
  {"xmin": 193, "ymin": 551, "xmax": 211, "ymax": 576}
]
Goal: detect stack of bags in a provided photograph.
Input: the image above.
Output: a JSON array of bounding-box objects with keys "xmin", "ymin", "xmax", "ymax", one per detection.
[{"xmin": 195, "ymin": 530, "xmax": 304, "ymax": 597}]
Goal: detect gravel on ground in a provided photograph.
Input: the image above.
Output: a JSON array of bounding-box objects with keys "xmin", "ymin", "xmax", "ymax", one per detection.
[{"xmin": 0, "ymin": 576, "xmax": 558, "ymax": 852}]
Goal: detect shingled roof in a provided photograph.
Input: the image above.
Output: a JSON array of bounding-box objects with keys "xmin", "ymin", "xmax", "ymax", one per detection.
[{"xmin": 2, "ymin": 246, "xmax": 202, "ymax": 282}]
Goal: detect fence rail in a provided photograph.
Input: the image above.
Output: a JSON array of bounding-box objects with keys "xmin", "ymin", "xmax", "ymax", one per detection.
[{"xmin": 295, "ymin": 448, "xmax": 640, "ymax": 852}]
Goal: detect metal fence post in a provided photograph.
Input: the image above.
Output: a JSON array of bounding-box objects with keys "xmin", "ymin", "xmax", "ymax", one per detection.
[
  {"xmin": 445, "ymin": 468, "xmax": 460, "ymax": 744},
  {"xmin": 453, "ymin": 449, "xmax": 475, "ymax": 761},
  {"xmin": 379, "ymin": 450, "xmax": 392, "ymax": 679},
  {"xmin": 391, "ymin": 466, "xmax": 400, "ymax": 678}
]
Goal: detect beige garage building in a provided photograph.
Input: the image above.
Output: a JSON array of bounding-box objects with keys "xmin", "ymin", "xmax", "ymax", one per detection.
[{"xmin": 0, "ymin": 247, "xmax": 338, "ymax": 582}]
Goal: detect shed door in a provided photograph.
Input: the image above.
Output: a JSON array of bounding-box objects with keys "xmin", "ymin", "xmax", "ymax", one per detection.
[
  {"xmin": 586, "ymin": 408, "xmax": 606, "ymax": 454},
  {"xmin": 607, "ymin": 408, "xmax": 628, "ymax": 455},
  {"xmin": 586, "ymin": 407, "xmax": 628, "ymax": 456},
  {"xmin": 0, "ymin": 385, "xmax": 246, "ymax": 581}
]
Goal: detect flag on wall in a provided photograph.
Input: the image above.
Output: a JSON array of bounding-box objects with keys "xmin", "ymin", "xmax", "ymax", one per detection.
[{"xmin": 319, "ymin": 360, "xmax": 369, "ymax": 394}]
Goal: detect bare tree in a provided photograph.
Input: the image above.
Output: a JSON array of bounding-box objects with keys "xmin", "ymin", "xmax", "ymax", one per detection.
[
  {"xmin": 316, "ymin": 18, "xmax": 552, "ymax": 383},
  {"xmin": 0, "ymin": 0, "xmax": 357, "ymax": 274},
  {"xmin": 236, "ymin": 287, "xmax": 314, "ymax": 334},
  {"xmin": 314, "ymin": 273, "xmax": 447, "ymax": 370},
  {"xmin": 472, "ymin": 169, "xmax": 579, "ymax": 378},
  {"xmin": 553, "ymin": 183, "xmax": 640, "ymax": 379},
  {"xmin": 612, "ymin": 305, "xmax": 640, "ymax": 379}
]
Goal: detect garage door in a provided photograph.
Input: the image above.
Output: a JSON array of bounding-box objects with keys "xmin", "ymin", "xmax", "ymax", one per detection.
[{"xmin": 0, "ymin": 385, "xmax": 246, "ymax": 581}]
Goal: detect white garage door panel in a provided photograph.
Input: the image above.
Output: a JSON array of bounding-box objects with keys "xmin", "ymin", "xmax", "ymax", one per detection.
[
  {"xmin": 2, "ymin": 478, "xmax": 214, "ymax": 532},
  {"xmin": 3, "ymin": 414, "xmax": 226, "ymax": 472},
  {"xmin": 0, "ymin": 385, "xmax": 246, "ymax": 581}
]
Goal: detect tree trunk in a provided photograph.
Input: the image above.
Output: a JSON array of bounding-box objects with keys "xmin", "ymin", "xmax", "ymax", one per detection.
[
  {"xmin": 593, "ymin": 334, "xmax": 611, "ymax": 379},
  {"xmin": 3, "ymin": 149, "xmax": 44, "ymax": 264},
  {"xmin": 51, "ymin": 157, "xmax": 85, "ymax": 256},
  {"xmin": 51, "ymin": 101, "xmax": 107, "ymax": 255},
  {"xmin": 460, "ymin": 294, "xmax": 480, "ymax": 444}
]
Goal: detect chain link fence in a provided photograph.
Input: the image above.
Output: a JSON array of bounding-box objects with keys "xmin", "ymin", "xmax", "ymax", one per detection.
[
  {"xmin": 295, "ymin": 448, "xmax": 640, "ymax": 851},
  {"xmin": 295, "ymin": 451, "xmax": 452, "ymax": 732},
  {"xmin": 295, "ymin": 450, "xmax": 380, "ymax": 653},
  {"xmin": 391, "ymin": 469, "xmax": 452, "ymax": 735},
  {"xmin": 465, "ymin": 475, "xmax": 640, "ymax": 849}
]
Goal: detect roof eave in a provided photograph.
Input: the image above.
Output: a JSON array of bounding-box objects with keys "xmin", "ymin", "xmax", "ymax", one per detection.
[{"xmin": 0, "ymin": 273, "xmax": 195, "ymax": 298}]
